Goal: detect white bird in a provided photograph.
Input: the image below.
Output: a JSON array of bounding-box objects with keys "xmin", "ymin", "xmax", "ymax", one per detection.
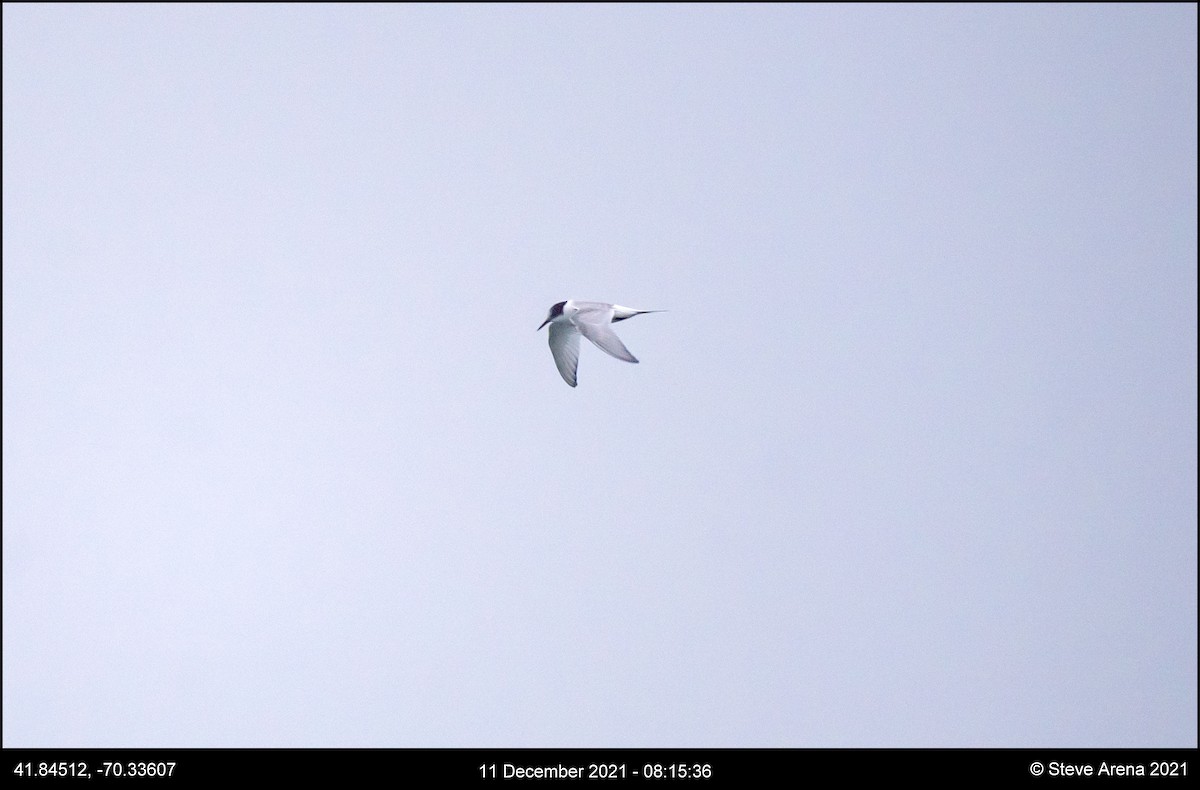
[{"xmin": 537, "ymin": 300, "xmax": 663, "ymax": 387}]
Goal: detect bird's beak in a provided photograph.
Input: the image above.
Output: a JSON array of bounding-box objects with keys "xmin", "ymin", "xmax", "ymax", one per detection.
[{"xmin": 537, "ymin": 318, "xmax": 550, "ymax": 331}]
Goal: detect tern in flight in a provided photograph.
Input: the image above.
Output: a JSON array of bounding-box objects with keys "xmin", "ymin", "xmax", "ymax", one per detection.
[{"xmin": 537, "ymin": 300, "xmax": 664, "ymax": 387}]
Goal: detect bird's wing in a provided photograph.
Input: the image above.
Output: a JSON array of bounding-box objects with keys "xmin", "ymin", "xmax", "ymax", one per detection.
[
  {"xmin": 573, "ymin": 306, "xmax": 639, "ymax": 363},
  {"xmin": 547, "ymin": 322, "xmax": 582, "ymax": 387}
]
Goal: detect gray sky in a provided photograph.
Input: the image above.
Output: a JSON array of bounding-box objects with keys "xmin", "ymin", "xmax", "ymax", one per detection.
[{"xmin": 3, "ymin": 4, "xmax": 1196, "ymax": 748}]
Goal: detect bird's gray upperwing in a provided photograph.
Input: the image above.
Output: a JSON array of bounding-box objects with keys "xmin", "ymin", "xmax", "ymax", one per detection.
[
  {"xmin": 547, "ymin": 322, "xmax": 581, "ymax": 387},
  {"xmin": 573, "ymin": 306, "xmax": 639, "ymax": 363}
]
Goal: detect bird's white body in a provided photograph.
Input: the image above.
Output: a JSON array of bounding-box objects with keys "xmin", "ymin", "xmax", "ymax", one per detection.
[{"xmin": 537, "ymin": 300, "xmax": 662, "ymax": 387}]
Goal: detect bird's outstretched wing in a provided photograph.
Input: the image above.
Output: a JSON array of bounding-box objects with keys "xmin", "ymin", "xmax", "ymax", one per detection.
[
  {"xmin": 573, "ymin": 306, "xmax": 638, "ymax": 363},
  {"xmin": 547, "ymin": 322, "xmax": 582, "ymax": 387}
]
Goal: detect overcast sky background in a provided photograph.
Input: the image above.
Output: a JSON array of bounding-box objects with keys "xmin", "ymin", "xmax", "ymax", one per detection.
[{"xmin": 3, "ymin": 4, "xmax": 1196, "ymax": 748}]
